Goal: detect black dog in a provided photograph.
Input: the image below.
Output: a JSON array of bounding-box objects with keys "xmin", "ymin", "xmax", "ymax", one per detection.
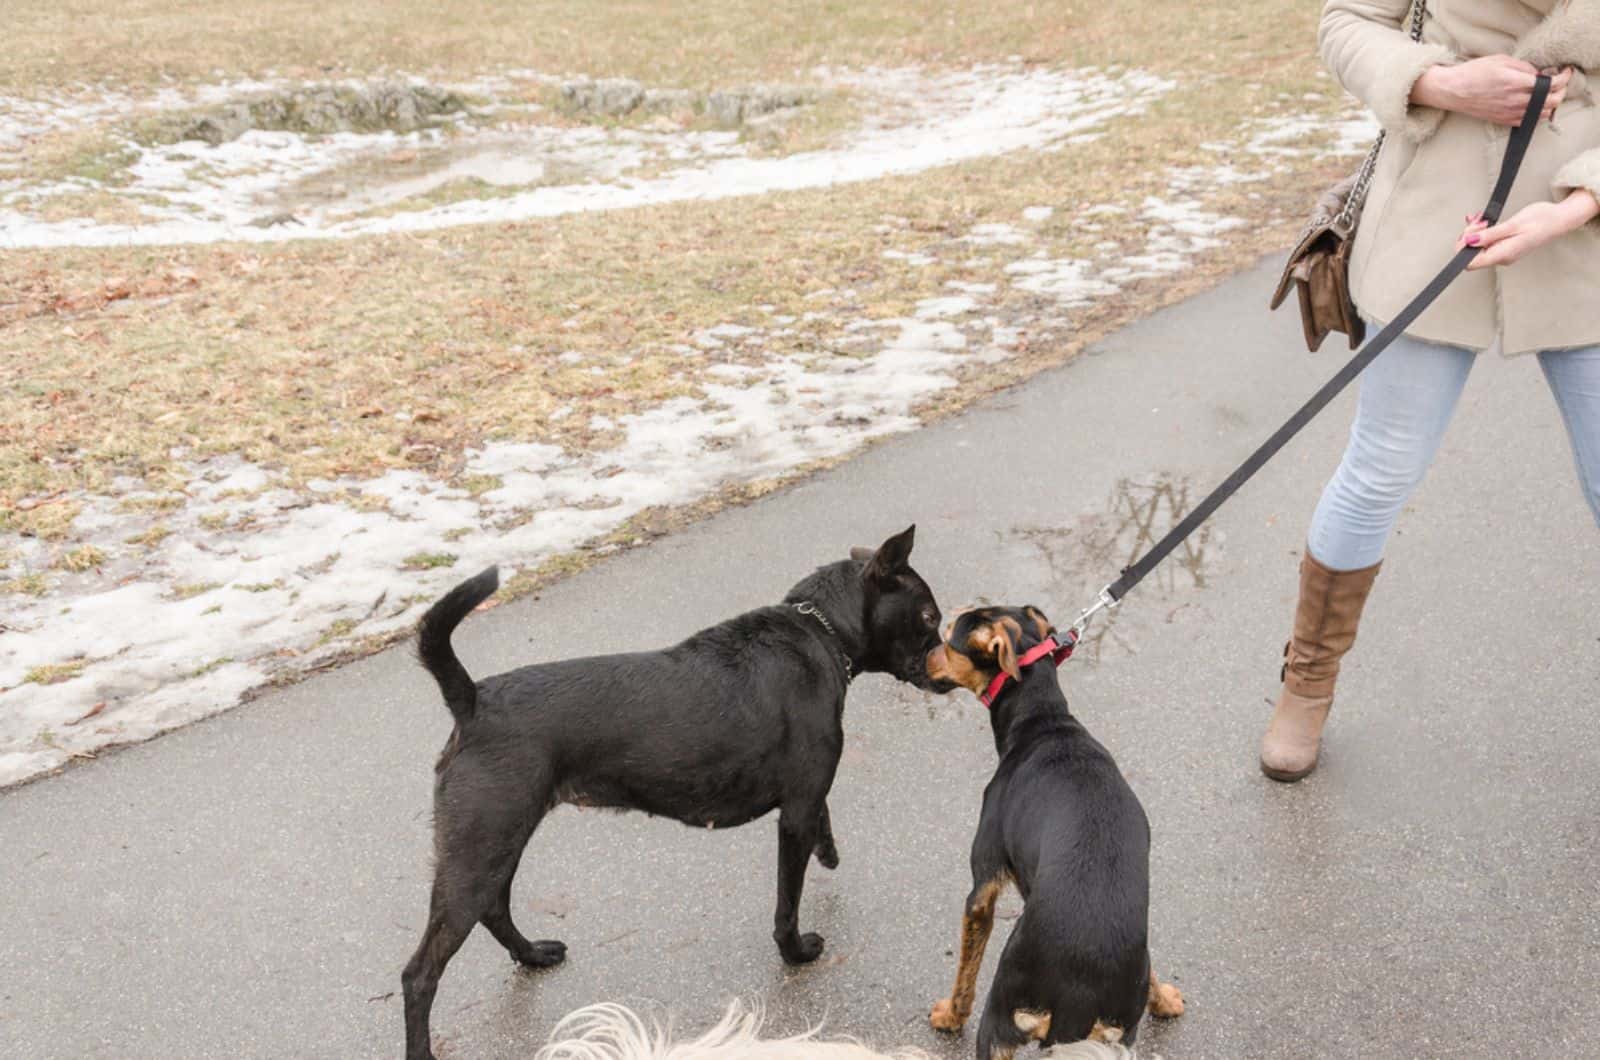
[
  {"xmin": 925, "ymin": 606, "xmax": 1184, "ymax": 1058},
  {"xmin": 402, "ymin": 526, "xmax": 946, "ymax": 1060}
]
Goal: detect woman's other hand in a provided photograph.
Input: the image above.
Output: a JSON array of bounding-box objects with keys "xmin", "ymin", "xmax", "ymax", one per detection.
[
  {"xmin": 1412, "ymin": 57, "xmax": 1570, "ymax": 125},
  {"xmin": 1457, "ymin": 191, "xmax": 1600, "ymax": 269}
]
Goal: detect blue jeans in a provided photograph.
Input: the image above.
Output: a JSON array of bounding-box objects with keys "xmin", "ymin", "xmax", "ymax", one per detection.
[{"xmin": 1308, "ymin": 334, "xmax": 1600, "ymax": 571}]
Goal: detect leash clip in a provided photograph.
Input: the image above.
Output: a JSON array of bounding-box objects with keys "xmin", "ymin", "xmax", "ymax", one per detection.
[{"xmin": 1068, "ymin": 586, "xmax": 1118, "ymax": 640}]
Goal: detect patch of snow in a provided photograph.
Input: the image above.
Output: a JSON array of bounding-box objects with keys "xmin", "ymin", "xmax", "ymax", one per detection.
[
  {"xmin": 1005, "ymin": 257, "xmax": 1120, "ymax": 306},
  {"xmin": 1, "ymin": 66, "xmax": 1174, "ymax": 248},
  {"xmin": 694, "ymin": 323, "xmax": 759, "ymax": 346},
  {"xmin": 0, "ymin": 79, "xmax": 282, "ymax": 157},
  {"xmin": 991, "ymin": 325, "xmax": 1023, "ymax": 348},
  {"xmin": 0, "ymin": 300, "xmax": 994, "ymax": 786},
  {"xmin": 882, "ymin": 248, "xmax": 935, "ymax": 266},
  {"xmin": 914, "ymin": 295, "xmax": 977, "ymax": 319},
  {"xmin": 999, "ymin": 156, "xmax": 1249, "ymax": 305},
  {"xmin": 1246, "ymin": 110, "xmax": 1377, "ymax": 159},
  {"xmin": 1022, "ymin": 205, "xmax": 1055, "ymax": 223},
  {"xmin": 962, "ymin": 222, "xmax": 1030, "ymax": 246},
  {"xmin": 0, "ymin": 99, "xmax": 1359, "ymax": 786},
  {"xmin": 1098, "ymin": 196, "xmax": 1245, "ymax": 284}
]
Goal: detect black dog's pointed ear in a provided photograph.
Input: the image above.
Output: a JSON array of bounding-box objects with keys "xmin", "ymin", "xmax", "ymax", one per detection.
[{"xmin": 861, "ymin": 524, "xmax": 915, "ymax": 584}]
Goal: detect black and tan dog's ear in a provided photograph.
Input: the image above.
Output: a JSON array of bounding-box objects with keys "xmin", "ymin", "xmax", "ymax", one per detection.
[
  {"xmin": 860, "ymin": 524, "xmax": 915, "ymax": 583},
  {"xmin": 971, "ymin": 618, "xmax": 1021, "ymax": 680},
  {"xmin": 1022, "ymin": 606, "xmax": 1055, "ymax": 642},
  {"xmin": 990, "ymin": 620, "xmax": 1021, "ymax": 681}
]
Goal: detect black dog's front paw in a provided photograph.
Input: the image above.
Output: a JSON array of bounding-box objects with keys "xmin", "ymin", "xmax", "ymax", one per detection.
[
  {"xmin": 813, "ymin": 836, "xmax": 839, "ymax": 870},
  {"xmin": 777, "ymin": 931, "xmax": 826, "ymax": 965},
  {"xmin": 514, "ymin": 939, "xmax": 567, "ymax": 969}
]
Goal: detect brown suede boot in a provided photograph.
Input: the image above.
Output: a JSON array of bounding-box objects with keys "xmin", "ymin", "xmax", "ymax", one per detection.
[{"xmin": 1259, "ymin": 552, "xmax": 1381, "ymax": 782}]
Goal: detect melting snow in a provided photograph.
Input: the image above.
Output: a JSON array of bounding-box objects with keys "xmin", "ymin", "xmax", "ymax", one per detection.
[
  {"xmin": 0, "ymin": 85, "xmax": 1377, "ymax": 785},
  {"xmin": 1, "ymin": 66, "xmax": 1174, "ymax": 248},
  {"xmin": 0, "ymin": 294, "xmax": 982, "ymax": 785}
]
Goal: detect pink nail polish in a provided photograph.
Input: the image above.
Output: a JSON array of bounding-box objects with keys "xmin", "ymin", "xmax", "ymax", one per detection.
[{"xmin": 1466, "ymin": 234, "xmax": 1481, "ymax": 246}]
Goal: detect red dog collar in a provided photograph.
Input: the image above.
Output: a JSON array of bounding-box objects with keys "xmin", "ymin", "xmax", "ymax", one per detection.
[{"xmin": 978, "ymin": 631, "xmax": 1078, "ymax": 708}]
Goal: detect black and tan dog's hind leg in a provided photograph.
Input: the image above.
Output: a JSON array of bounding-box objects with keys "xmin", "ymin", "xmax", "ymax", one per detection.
[
  {"xmin": 928, "ymin": 875, "xmax": 1005, "ymax": 1033},
  {"xmin": 1148, "ymin": 967, "xmax": 1185, "ymax": 1018}
]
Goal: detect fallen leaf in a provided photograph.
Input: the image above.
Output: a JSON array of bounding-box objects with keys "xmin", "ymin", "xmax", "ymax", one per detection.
[{"xmin": 66, "ymin": 701, "xmax": 108, "ymax": 726}]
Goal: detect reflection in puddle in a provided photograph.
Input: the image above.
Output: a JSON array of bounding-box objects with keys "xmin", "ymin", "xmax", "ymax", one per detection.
[{"xmin": 1011, "ymin": 473, "xmax": 1219, "ymax": 662}]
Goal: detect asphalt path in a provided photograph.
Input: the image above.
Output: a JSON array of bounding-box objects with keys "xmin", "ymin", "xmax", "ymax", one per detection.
[{"xmin": 3, "ymin": 255, "xmax": 1597, "ymax": 1059}]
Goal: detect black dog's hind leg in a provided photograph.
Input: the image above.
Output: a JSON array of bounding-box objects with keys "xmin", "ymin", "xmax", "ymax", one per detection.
[
  {"xmin": 403, "ymin": 775, "xmax": 564, "ymax": 1060},
  {"xmin": 402, "ymin": 880, "xmax": 476, "ymax": 1060},
  {"xmin": 481, "ymin": 843, "xmax": 567, "ymax": 969},
  {"xmin": 813, "ymin": 801, "xmax": 839, "ymax": 870},
  {"xmin": 774, "ymin": 801, "xmax": 826, "ymax": 963}
]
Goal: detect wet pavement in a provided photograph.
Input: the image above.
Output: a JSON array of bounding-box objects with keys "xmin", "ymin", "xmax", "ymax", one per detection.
[{"xmin": 3, "ymin": 256, "xmax": 1597, "ymax": 1058}]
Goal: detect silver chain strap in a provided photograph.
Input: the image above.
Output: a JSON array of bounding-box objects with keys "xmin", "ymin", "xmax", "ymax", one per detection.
[
  {"xmin": 1334, "ymin": 0, "xmax": 1428, "ymax": 230},
  {"xmin": 793, "ymin": 601, "xmax": 853, "ymax": 680}
]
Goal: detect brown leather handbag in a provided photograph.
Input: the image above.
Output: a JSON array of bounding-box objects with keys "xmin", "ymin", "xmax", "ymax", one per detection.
[{"xmin": 1271, "ymin": 0, "xmax": 1426, "ymax": 352}]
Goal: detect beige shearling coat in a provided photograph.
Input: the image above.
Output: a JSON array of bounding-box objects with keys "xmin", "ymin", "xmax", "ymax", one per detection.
[{"xmin": 1321, "ymin": 0, "xmax": 1600, "ymax": 354}]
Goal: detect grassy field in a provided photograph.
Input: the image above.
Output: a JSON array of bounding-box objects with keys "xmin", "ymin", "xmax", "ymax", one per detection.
[
  {"xmin": 1, "ymin": 0, "xmax": 1376, "ymax": 780},
  {"xmin": 5, "ymin": 1, "xmax": 1310, "ymax": 93},
  {"xmin": 1, "ymin": 0, "xmax": 1352, "ymax": 524}
]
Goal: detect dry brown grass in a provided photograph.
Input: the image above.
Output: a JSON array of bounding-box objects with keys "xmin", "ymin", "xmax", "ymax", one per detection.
[
  {"xmin": 1, "ymin": 127, "xmax": 1343, "ymax": 519},
  {"xmin": 24, "ymin": 659, "xmax": 89, "ymax": 685},
  {"xmin": 51, "ymin": 544, "xmax": 107, "ymax": 572},
  {"xmin": 4, "ymin": 1, "xmax": 1315, "ymax": 94},
  {"xmin": 2, "ymin": 0, "xmax": 1350, "ymax": 546}
]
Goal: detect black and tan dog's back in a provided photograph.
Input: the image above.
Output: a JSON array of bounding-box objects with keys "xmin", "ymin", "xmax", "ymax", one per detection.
[
  {"xmin": 402, "ymin": 526, "xmax": 948, "ymax": 1060},
  {"xmin": 926, "ymin": 606, "xmax": 1183, "ymax": 1058}
]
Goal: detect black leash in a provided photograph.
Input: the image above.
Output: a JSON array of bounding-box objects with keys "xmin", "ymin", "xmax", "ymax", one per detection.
[{"xmin": 1070, "ymin": 74, "xmax": 1551, "ymax": 635}]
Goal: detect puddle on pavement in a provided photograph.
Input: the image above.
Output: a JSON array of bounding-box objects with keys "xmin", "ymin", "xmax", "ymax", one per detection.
[{"xmin": 1008, "ymin": 472, "xmax": 1221, "ymax": 663}]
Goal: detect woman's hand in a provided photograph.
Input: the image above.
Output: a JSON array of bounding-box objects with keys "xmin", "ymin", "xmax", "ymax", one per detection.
[
  {"xmin": 1457, "ymin": 190, "xmax": 1600, "ymax": 270},
  {"xmin": 1412, "ymin": 57, "xmax": 1571, "ymax": 125}
]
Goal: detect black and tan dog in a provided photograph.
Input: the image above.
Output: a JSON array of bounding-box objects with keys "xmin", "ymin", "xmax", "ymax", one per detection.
[
  {"xmin": 402, "ymin": 526, "xmax": 949, "ymax": 1060},
  {"xmin": 926, "ymin": 606, "xmax": 1184, "ymax": 1058}
]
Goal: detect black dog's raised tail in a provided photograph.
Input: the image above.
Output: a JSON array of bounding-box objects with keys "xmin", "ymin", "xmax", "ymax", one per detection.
[{"xmin": 417, "ymin": 565, "xmax": 499, "ymax": 723}]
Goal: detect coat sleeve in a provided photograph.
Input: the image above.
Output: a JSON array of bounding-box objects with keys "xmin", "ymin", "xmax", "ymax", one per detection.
[
  {"xmin": 1319, "ymin": 0, "xmax": 1458, "ymax": 143},
  {"xmin": 1553, "ymin": 148, "xmax": 1600, "ymax": 223}
]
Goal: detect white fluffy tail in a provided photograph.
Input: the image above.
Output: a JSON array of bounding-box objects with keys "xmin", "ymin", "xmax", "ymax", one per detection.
[{"xmin": 534, "ymin": 1000, "xmax": 934, "ymax": 1060}]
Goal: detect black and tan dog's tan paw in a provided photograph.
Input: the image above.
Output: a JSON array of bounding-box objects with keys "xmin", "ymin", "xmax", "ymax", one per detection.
[
  {"xmin": 1148, "ymin": 972, "xmax": 1186, "ymax": 1019},
  {"xmin": 929, "ymin": 997, "xmax": 966, "ymax": 1032}
]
